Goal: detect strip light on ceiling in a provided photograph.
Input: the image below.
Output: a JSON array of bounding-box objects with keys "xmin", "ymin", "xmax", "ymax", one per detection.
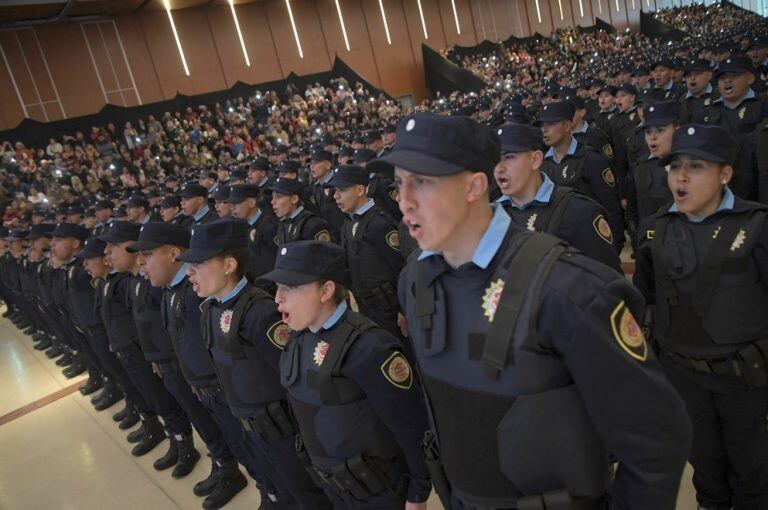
[
  {"xmin": 534, "ymin": 0, "xmax": 542, "ymax": 23},
  {"xmin": 557, "ymin": 0, "xmax": 564, "ymax": 19},
  {"xmin": 285, "ymin": 0, "xmax": 303, "ymax": 58},
  {"xmin": 378, "ymin": 0, "xmax": 392, "ymax": 44},
  {"xmin": 416, "ymin": 0, "xmax": 428, "ymax": 39},
  {"xmin": 450, "ymin": 0, "xmax": 461, "ymax": 34},
  {"xmin": 228, "ymin": 0, "xmax": 250, "ymax": 66},
  {"xmin": 615, "ymin": 0, "xmax": 621, "ymax": 11},
  {"xmin": 164, "ymin": 0, "xmax": 189, "ymax": 76},
  {"xmin": 597, "ymin": 0, "xmax": 603, "ymax": 14},
  {"xmin": 334, "ymin": 0, "xmax": 351, "ymax": 51},
  {"xmin": 578, "ymin": 0, "xmax": 584, "ymax": 16}
]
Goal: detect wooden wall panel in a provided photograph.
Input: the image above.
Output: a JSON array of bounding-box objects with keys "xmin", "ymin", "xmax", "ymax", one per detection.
[{"xmin": 113, "ymin": 17, "xmax": 165, "ymax": 105}]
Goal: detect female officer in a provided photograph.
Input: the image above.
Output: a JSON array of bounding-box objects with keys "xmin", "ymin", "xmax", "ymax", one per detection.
[
  {"xmin": 263, "ymin": 240, "xmax": 430, "ymax": 509},
  {"xmin": 178, "ymin": 217, "xmax": 332, "ymax": 509},
  {"xmin": 634, "ymin": 124, "xmax": 768, "ymax": 510}
]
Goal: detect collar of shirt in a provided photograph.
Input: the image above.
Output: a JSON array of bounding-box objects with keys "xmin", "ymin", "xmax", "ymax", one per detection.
[
  {"xmin": 352, "ymin": 199, "xmax": 375, "ymax": 218},
  {"xmin": 65, "ymin": 257, "xmax": 77, "ymax": 266},
  {"xmin": 545, "ymin": 136, "xmax": 578, "ymax": 163},
  {"xmin": 574, "ymin": 121, "xmax": 589, "ymax": 134},
  {"xmin": 715, "ymin": 88, "xmax": 755, "ymax": 109},
  {"xmin": 207, "ymin": 184, "xmax": 217, "ymax": 192},
  {"xmin": 140, "ymin": 215, "xmax": 150, "ymax": 224},
  {"xmin": 212, "ymin": 277, "xmax": 248, "ymax": 304},
  {"xmin": 686, "ymin": 83, "xmax": 713, "ymax": 99},
  {"xmin": 669, "ymin": 187, "xmax": 735, "ymax": 222},
  {"xmin": 248, "ymin": 209, "xmax": 263, "ymax": 226},
  {"xmin": 662, "ymin": 80, "xmax": 675, "ymax": 91},
  {"xmin": 313, "ymin": 300, "xmax": 348, "ymax": 333},
  {"xmin": 418, "ymin": 204, "xmax": 511, "ymax": 270},
  {"xmin": 320, "ymin": 172, "xmax": 333, "ymax": 185},
  {"xmin": 258, "ymin": 177, "xmax": 269, "ymax": 187},
  {"xmin": 504, "ymin": 174, "xmax": 555, "ymax": 210},
  {"xmin": 169, "ymin": 263, "xmax": 189, "ymax": 288},
  {"xmin": 194, "ymin": 205, "xmax": 210, "ymax": 221},
  {"xmin": 289, "ymin": 206, "xmax": 304, "ymax": 220}
]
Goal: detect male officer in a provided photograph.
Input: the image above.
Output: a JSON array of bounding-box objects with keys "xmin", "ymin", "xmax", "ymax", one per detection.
[
  {"xmin": 652, "ymin": 58, "xmax": 685, "ymax": 100},
  {"xmin": 309, "ymin": 149, "xmax": 345, "ymax": 239},
  {"xmin": 354, "ymin": 149, "xmax": 402, "ymax": 221},
  {"xmin": 181, "ymin": 183, "xmax": 218, "ymax": 225},
  {"xmin": 246, "ymin": 156, "xmax": 274, "ymax": 216},
  {"xmin": 228, "ymin": 184, "xmax": 279, "ymax": 282},
  {"xmin": 158, "ymin": 195, "xmax": 190, "ymax": 226},
  {"xmin": 379, "ymin": 113, "xmax": 691, "ymax": 510},
  {"xmin": 93, "ymin": 200, "xmax": 114, "ymax": 236},
  {"xmin": 682, "ymin": 58, "xmax": 716, "ymax": 124},
  {"xmin": 494, "ymin": 124, "xmax": 621, "ymax": 271},
  {"xmin": 126, "ymin": 195, "xmax": 152, "ymax": 224},
  {"xmin": 567, "ymin": 94, "xmax": 614, "ymax": 162},
  {"xmin": 270, "ymin": 178, "xmax": 332, "ymax": 245},
  {"xmin": 537, "ymin": 102, "xmax": 625, "ymax": 251},
  {"xmin": 326, "ymin": 165, "xmax": 407, "ymax": 339},
  {"xmin": 213, "ymin": 186, "xmax": 233, "ymax": 218}
]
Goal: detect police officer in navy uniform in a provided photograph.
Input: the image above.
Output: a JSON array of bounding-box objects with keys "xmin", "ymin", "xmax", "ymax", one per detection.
[
  {"xmin": 181, "ymin": 183, "xmax": 219, "ymax": 225},
  {"xmin": 228, "ymin": 184, "xmax": 279, "ymax": 284},
  {"xmin": 247, "ymin": 156, "xmax": 275, "ymax": 216},
  {"xmin": 99, "ymin": 221, "xmax": 190, "ymax": 459},
  {"xmin": 567, "ymin": 93, "xmax": 614, "ymax": 162},
  {"xmin": 379, "ymin": 113, "xmax": 691, "ymax": 509},
  {"xmin": 537, "ymin": 102, "xmax": 625, "ymax": 252},
  {"xmin": 270, "ymin": 178, "xmax": 332, "ymax": 246},
  {"xmin": 682, "ymin": 58, "xmax": 717, "ymax": 124},
  {"xmin": 354, "ymin": 149, "xmax": 402, "ymax": 221},
  {"xmin": 652, "ymin": 58, "xmax": 685, "ymax": 100},
  {"xmin": 92, "ymin": 200, "xmax": 114, "ymax": 236},
  {"xmin": 494, "ymin": 124, "xmax": 622, "ymax": 272},
  {"xmin": 309, "ymin": 149, "xmax": 345, "ymax": 240},
  {"xmin": 261, "ymin": 240, "xmax": 431, "ymax": 509},
  {"xmin": 634, "ymin": 124, "xmax": 768, "ymax": 510},
  {"xmin": 179, "ymin": 218, "xmax": 332, "ymax": 509},
  {"xmin": 159, "ymin": 195, "xmax": 191, "ymax": 227},
  {"xmin": 625, "ymin": 100, "xmax": 679, "ymax": 249},
  {"xmin": 326, "ymin": 165, "xmax": 407, "ymax": 339},
  {"xmin": 704, "ymin": 56, "xmax": 768, "ymax": 202}
]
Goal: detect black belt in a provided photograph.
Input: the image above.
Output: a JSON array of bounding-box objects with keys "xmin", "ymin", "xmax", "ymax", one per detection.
[
  {"xmin": 664, "ymin": 350, "xmax": 742, "ymax": 377},
  {"xmin": 196, "ymin": 380, "xmax": 223, "ymax": 398},
  {"xmin": 459, "ymin": 490, "xmax": 603, "ymax": 510}
]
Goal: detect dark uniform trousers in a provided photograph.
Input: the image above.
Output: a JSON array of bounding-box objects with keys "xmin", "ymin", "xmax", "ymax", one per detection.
[{"xmin": 85, "ymin": 324, "xmax": 148, "ymax": 408}]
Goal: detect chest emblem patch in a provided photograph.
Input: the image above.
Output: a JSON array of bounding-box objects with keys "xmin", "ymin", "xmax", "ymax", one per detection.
[
  {"xmin": 313, "ymin": 340, "xmax": 330, "ymax": 366},
  {"xmin": 730, "ymin": 228, "xmax": 747, "ymax": 252},
  {"xmin": 738, "ymin": 106, "xmax": 747, "ymax": 120},
  {"xmin": 104, "ymin": 282, "xmax": 110, "ymax": 297},
  {"xmin": 602, "ymin": 168, "xmax": 616, "ymax": 187},
  {"xmin": 482, "ymin": 278, "xmax": 505, "ymax": 323},
  {"xmin": 525, "ymin": 213, "xmax": 538, "ymax": 231},
  {"xmin": 250, "ymin": 228, "xmax": 257, "ymax": 242},
  {"xmin": 135, "ymin": 282, "xmax": 141, "ymax": 296},
  {"xmin": 69, "ymin": 267, "xmax": 75, "ymax": 280},
  {"xmin": 220, "ymin": 309, "xmax": 234, "ymax": 333},
  {"xmin": 561, "ymin": 165, "xmax": 570, "ymax": 180},
  {"xmin": 352, "ymin": 222, "xmax": 359, "ymax": 237},
  {"xmin": 610, "ymin": 300, "xmax": 647, "ymax": 362}
]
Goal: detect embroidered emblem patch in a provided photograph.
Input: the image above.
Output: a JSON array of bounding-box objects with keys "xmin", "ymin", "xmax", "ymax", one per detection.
[
  {"xmin": 525, "ymin": 213, "xmax": 538, "ymax": 231},
  {"xmin": 104, "ymin": 282, "xmax": 110, "ymax": 297},
  {"xmin": 315, "ymin": 230, "xmax": 332, "ymax": 242},
  {"xmin": 610, "ymin": 300, "xmax": 647, "ymax": 362},
  {"xmin": 561, "ymin": 165, "xmax": 570, "ymax": 180},
  {"xmin": 704, "ymin": 98, "xmax": 711, "ymax": 106},
  {"xmin": 135, "ymin": 282, "xmax": 141, "ymax": 296},
  {"xmin": 730, "ymin": 228, "xmax": 747, "ymax": 252},
  {"xmin": 267, "ymin": 321, "xmax": 292, "ymax": 349},
  {"xmin": 712, "ymin": 225, "xmax": 722, "ymax": 239},
  {"xmin": 313, "ymin": 340, "xmax": 330, "ymax": 366},
  {"xmin": 602, "ymin": 168, "xmax": 616, "ymax": 187},
  {"xmin": 593, "ymin": 215, "xmax": 613, "ymax": 245},
  {"xmin": 385, "ymin": 230, "xmax": 400, "ymax": 250},
  {"xmin": 68, "ymin": 267, "xmax": 75, "ymax": 280},
  {"xmin": 380, "ymin": 352, "xmax": 413, "ymax": 389},
  {"xmin": 602, "ymin": 144, "xmax": 614, "ymax": 158},
  {"xmin": 482, "ymin": 278, "xmax": 505, "ymax": 323},
  {"xmin": 250, "ymin": 228, "xmax": 257, "ymax": 242},
  {"xmin": 220, "ymin": 309, "xmax": 234, "ymax": 334},
  {"xmin": 738, "ymin": 106, "xmax": 747, "ymax": 120},
  {"xmin": 352, "ymin": 222, "xmax": 359, "ymax": 237}
]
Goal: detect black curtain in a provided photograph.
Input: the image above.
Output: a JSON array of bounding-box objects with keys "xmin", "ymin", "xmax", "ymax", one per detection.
[
  {"xmin": 0, "ymin": 57, "xmax": 388, "ymax": 148},
  {"xmin": 423, "ymin": 44, "xmax": 487, "ymax": 96},
  {"xmin": 639, "ymin": 10, "xmax": 687, "ymax": 42}
]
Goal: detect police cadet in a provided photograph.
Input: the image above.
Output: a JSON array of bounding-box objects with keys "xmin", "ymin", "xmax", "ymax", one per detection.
[
  {"xmin": 326, "ymin": 165, "xmax": 407, "ymax": 339},
  {"xmin": 355, "ymin": 148, "xmax": 402, "ymax": 221},
  {"xmin": 214, "ymin": 185, "xmax": 233, "ymax": 218},
  {"xmin": 229, "ymin": 184, "xmax": 279, "ymax": 283},
  {"xmin": 92, "ymin": 200, "xmax": 114, "ymax": 236},
  {"xmin": 682, "ymin": 58, "xmax": 717, "ymax": 124},
  {"xmin": 261, "ymin": 240, "xmax": 431, "ymax": 508},
  {"xmin": 380, "ymin": 113, "xmax": 691, "ymax": 510},
  {"xmin": 181, "ymin": 183, "xmax": 219, "ymax": 225},
  {"xmin": 625, "ymin": 100, "xmax": 679, "ymax": 249},
  {"xmin": 270, "ymin": 177, "xmax": 332, "ymax": 245},
  {"xmin": 178, "ymin": 218, "xmax": 333, "ymax": 509},
  {"xmin": 19, "ymin": 224, "xmax": 56, "ymax": 353},
  {"xmin": 494, "ymin": 124, "xmax": 621, "ymax": 272},
  {"xmin": 129, "ymin": 222, "xmax": 268, "ymax": 508},
  {"xmin": 537, "ymin": 102, "xmax": 625, "ymax": 252},
  {"xmin": 246, "ymin": 156, "xmax": 274, "ymax": 216},
  {"xmin": 99, "ymin": 221, "xmax": 190, "ymax": 459},
  {"xmin": 309, "ymin": 149, "xmax": 345, "ymax": 240},
  {"xmin": 652, "ymin": 58, "xmax": 685, "ymax": 100},
  {"xmin": 159, "ymin": 195, "xmax": 190, "ymax": 226},
  {"xmin": 704, "ymin": 56, "xmax": 768, "ymax": 202},
  {"xmin": 126, "ymin": 195, "xmax": 152, "ymax": 224},
  {"xmin": 22, "ymin": 225, "xmax": 57, "ymax": 352},
  {"xmin": 566, "ymin": 93, "xmax": 614, "ymax": 162},
  {"xmin": 634, "ymin": 124, "xmax": 768, "ymax": 510},
  {"xmin": 608, "ymin": 83, "xmax": 640, "ymax": 187}
]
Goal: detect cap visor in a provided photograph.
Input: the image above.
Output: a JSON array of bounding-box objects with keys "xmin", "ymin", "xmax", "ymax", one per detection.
[
  {"xmin": 374, "ymin": 150, "xmax": 465, "ymax": 176},
  {"xmin": 74, "ymin": 250, "xmax": 102, "ymax": 260},
  {"xmin": 126, "ymin": 240, "xmax": 166, "ymax": 253},
  {"xmin": 175, "ymin": 247, "xmax": 224, "ymax": 263},
  {"xmin": 643, "ymin": 117, "xmax": 677, "ymax": 127},
  {"xmin": 533, "ymin": 116, "xmax": 567, "ymax": 126},
  {"xmin": 97, "ymin": 233, "xmax": 130, "ymax": 244},
  {"xmin": 325, "ymin": 179, "xmax": 359, "ymax": 188},
  {"xmin": 261, "ymin": 268, "xmax": 321, "ymax": 286},
  {"xmin": 501, "ymin": 144, "xmax": 538, "ymax": 153},
  {"xmin": 227, "ymin": 196, "xmax": 248, "ymax": 204},
  {"xmin": 660, "ymin": 148, "xmax": 727, "ymax": 166}
]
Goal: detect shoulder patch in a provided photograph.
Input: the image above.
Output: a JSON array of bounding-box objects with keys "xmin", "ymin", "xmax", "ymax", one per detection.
[
  {"xmin": 593, "ymin": 215, "xmax": 613, "ymax": 245},
  {"xmin": 267, "ymin": 321, "xmax": 292, "ymax": 350},
  {"xmin": 385, "ymin": 230, "xmax": 400, "ymax": 250},
  {"xmin": 601, "ymin": 168, "xmax": 615, "ymax": 187},
  {"xmin": 380, "ymin": 352, "xmax": 413, "ymax": 389},
  {"xmin": 602, "ymin": 143, "xmax": 614, "ymax": 158},
  {"xmin": 610, "ymin": 300, "xmax": 647, "ymax": 362},
  {"xmin": 315, "ymin": 230, "xmax": 332, "ymax": 242}
]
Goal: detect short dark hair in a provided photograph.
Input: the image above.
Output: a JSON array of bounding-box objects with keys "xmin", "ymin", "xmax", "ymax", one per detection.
[
  {"xmin": 319, "ymin": 279, "xmax": 348, "ymax": 304},
  {"xmin": 219, "ymin": 246, "xmax": 249, "ymax": 279}
]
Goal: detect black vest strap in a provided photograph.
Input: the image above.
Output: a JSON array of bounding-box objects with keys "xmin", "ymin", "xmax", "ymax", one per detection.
[
  {"xmin": 317, "ymin": 312, "xmax": 375, "ymax": 405},
  {"xmin": 415, "ymin": 263, "xmax": 435, "ymax": 349},
  {"xmin": 540, "ymin": 186, "xmax": 575, "ymax": 233},
  {"xmin": 651, "ymin": 216, "xmax": 679, "ymax": 307},
  {"xmin": 481, "ymin": 233, "xmax": 566, "ymax": 380}
]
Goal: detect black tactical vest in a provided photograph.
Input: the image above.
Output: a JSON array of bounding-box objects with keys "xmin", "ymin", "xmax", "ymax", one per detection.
[
  {"xmin": 130, "ymin": 276, "xmax": 175, "ymax": 363},
  {"xmin": 632, "ymin": 158, "xmax": 673, "ymax": 221},
  {"xmin": 97, "ymin": 274, "xmax": 140, "ymax": 351},
  {"xmin": 64, "ymin": 261, "xmax": 102, "ymax": 330}
]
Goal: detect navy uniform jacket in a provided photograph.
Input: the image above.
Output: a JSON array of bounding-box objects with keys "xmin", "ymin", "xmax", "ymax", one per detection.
[
  {"xmin": 608, "ymin": 109, "xmax": 641, "ymax": 188},
  {"xmin": 498, "ymin": 184, "xmax": 622, "ymax": 272},
  {"xmin": 64, "ymin": 259, "xmax": 103, "ymax": 330},
  {"xmin": 311, "ymin": 181, "xmax": 345, "ymax": 240},
  {"xmin": 280, "ymin": 303, "xmax": 431, "ymax": 502},
  {"xmin": 276, "ymin": 207, "xmax": 332, "ymax": 246},
  {"xmin": 367, "ymin": 174, "xmax": 402, "ymax": 221},
  {"xmin": 193, "ymin": 207, "xmax": 219, "ymax": 226},
  {"xmin": 398, "ymin": 206, "xmax": 691, "ymax": 509},
  {"xmin": 625, "ymin": 156, "xmax": 673, "ymax": 229},
  {"xmin": 246, "ymin": 212, "xmax": 279, "ymax": 280},
  {"xmin": 681, "ymin": 86, "xmax": 719, "ymax": 124},
  {"xmin": 573, "ymin": 124, "xmax": 613, "ymax": 162},
  {"xmin": 540, "ymin": 140, "xmax": 624, "ymax": 250}
]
